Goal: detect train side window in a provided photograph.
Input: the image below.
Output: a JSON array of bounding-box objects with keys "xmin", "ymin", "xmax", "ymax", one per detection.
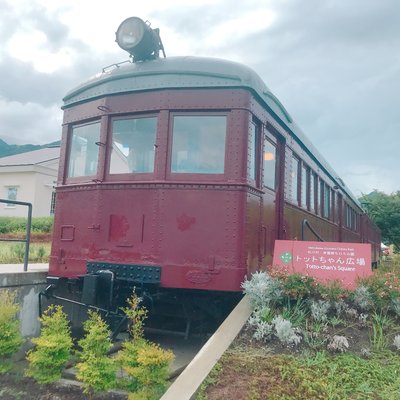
[
  {"xmin": 323, "ymin": 183, "xmax": 331, "ymax": 219},
  {"xmin": 309, "ymin": 172, "xmax": 316, "ymax": 213},
  {"xmin": 301, "ymin": 164, "xmax": 308, "ymax": 209},
  {"xmin": 248, "ymin": 122, "xmax": 260, "ymax": 182},
  {"xmin": 171, "ymin": 115, "xmax": 226, "ymax": 174},
  {"xmin": 67, "ymin": 121, "xmax": 101, "ymax": 178},
  {"xmin": 110, "ymin": 117, "xmax": 157, "ymax": 174},
  {"xmin": 263, "ymin": 138, "xmax": 276, "ymax": 189},
  {"xmin": 290, "ymin": 155, "xmax": 300, "ymax": 205}
]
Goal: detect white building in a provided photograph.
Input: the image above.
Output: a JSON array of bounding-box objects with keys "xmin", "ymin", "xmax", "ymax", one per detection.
[{"xmin": 0, "ymin": 147, "xmax": 60, "ymax": 217}]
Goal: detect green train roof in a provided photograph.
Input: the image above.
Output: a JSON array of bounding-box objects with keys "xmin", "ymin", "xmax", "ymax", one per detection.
[{"xmin": 63, "ymin": 56, "xmax": 360, "ymax": 208}]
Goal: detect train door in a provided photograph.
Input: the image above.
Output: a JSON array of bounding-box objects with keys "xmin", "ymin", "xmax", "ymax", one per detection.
[{"xmin": 260, "ymin": 128, "xmax": 284, "ymax": 267}]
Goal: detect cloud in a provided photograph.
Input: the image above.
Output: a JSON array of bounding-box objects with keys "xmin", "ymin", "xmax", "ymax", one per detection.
[{"xmin": 0, "ymin": 0, "xmax": 398, "ymax": 194}]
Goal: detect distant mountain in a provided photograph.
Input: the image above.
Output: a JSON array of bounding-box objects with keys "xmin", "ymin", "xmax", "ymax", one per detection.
[{"xmin": 0, "ymin": 139, "xmax": 60, "ymax": 158}]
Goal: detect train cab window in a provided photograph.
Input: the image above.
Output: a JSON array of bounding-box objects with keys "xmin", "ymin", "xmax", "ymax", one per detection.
[
  {"xmin": 110, "ymin": 117, "xmax": 157, "ymax": 174},
  {"xmin": 67, "ymin": 121, "xmax": 101, "ymax": 178},
  {"xmin": 301, "ymin": 164, "xmax": 308, "ymax": 209},
  {"xmin": 263, "ymin": 139, "xmax": 276, "ymax": 189},
  {"xmin": 171, "ymin": 115, "xmax": 226, "ymax": 174},
  {"xmin": 290, "ymin": 155, "xmax": 300, "ymax": 204}
]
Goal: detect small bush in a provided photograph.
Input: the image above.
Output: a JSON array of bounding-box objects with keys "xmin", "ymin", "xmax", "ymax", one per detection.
[
  {"xmin": 310, "ymin": 300, "xmax": 330, "ymax": 323},
  {"xmin": 121, "ymin": 290, "xmax": 148, "ymax": 342},
  {"xmin": 26, "ymin": 305, "xmax": 73, "ymax": 384},
  {"xmin": 327, "ymin": 335, "xmax": 349, "ymax": 353},
  {"xmin": 241, "ymin": 271, "xmax": 283, "ymax": 309},
  {"xmin": 0, "ymin": 290, "xmax": 23, "ymax": 373},
  {"xmin": 120, "ymin": 340, "xmax": 174, "ymax": 400},
  {"xmin": 393, "ymin": 335, "xmax": 400, "ymax": 351},
  {"xmin": 352, "ymin": 285, "xmax": 373, "ymax": 311},
  {"xmin": 318, "ymin": 280, "xmax": 348, "ymax": 302},
  {"xmin": 76, "ymin": 311, "xmax": 116, "ymax": 396},
  {"xmin": 280, "ymin": 273, "xmax": 318, "ymax": 300},
  {"xmin": 272, "ymin": 316, "xmax": 301, "ymax": 346},
  {"xmin": 248, "ymin": 313, "xmax": 274, "ymax": 342}
]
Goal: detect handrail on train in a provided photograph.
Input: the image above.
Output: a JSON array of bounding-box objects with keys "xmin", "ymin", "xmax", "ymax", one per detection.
[
  {"xmin": 0, "ymin": 199, "xmax": 32, "ymax": 271},
  {"xmin": 301, "ymin": 219, "xmax": 325, "ymax": 242}
]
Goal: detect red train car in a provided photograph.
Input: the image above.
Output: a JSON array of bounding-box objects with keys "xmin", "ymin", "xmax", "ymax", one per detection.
[{"xmin": 43, "ymin": 18, "xmax": 380, "ymax": 332}]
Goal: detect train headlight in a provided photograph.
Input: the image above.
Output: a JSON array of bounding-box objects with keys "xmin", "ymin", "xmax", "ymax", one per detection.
[{"xmin": 116, "ymin": 17, "xmax": 165, "ymax": 62}]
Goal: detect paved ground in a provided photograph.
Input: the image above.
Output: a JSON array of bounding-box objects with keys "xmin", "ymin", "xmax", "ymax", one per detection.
[{"xmin": 0, "ymin": 262, "xmax": 49, "ymax": 273}]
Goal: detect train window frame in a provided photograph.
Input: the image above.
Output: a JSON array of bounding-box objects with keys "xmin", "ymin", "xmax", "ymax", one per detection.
[
  {"xmin": 65, "ymin": 119, "xmax": 102, "ymax": 182},
  {"xmin": 106, "ymin": 114, "xmax": 159, "ymax": 181},
  {"xmin": 248, "ymin": 119, "xmax": 262, "ymax": 187},
  {"xmin": 167, "ymin": 112, "xmax": 228, "ymax": 182}
]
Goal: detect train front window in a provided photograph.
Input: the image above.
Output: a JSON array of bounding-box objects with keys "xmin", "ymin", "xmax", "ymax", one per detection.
[
  {"xmin": 110, "ymin": 117, "xmax": 157, "ymax": 174},
  {"xmin": 171, "ymin": 115, "xmax": 226, "ymax": 174},
  {"xmin": 68, "ymin": 121, "xmax": 101, "ymax": 178}
]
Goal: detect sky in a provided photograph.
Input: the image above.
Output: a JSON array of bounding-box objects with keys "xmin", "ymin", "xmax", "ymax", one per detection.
[{"xmin": 1, "ymin": 0, "xmax": 399, "ymax": 196}]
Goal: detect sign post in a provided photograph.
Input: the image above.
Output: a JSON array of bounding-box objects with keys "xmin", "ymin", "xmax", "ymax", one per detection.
[{"xmin": 272, "ymin": 240, "xmax": 373, "ymax": 289}]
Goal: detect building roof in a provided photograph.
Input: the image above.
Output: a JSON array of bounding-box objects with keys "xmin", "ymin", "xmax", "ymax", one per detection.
[{"xmin": 0, "ymin": 147, "xmax": 60, "ymax": 166}]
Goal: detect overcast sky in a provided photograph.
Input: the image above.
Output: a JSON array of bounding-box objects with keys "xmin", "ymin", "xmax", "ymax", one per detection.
[{"xmin": 1, "ymin": 0, "xmax": 399, "ymax": 196}]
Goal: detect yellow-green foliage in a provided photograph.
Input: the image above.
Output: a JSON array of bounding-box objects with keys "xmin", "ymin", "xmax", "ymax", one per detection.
[
  {"xmin": 120, "ymin": 340, "xmax": 174, "ymax": 400},
  {"xmin": 118, "ymin": 290, "xmax": 173, "ymax": 399},
  {"xmin": 0, "ymin": 290, "xmax": 23, "ymax": 373},
  {"xmin": 26, "ymin": 305, "xmax": 73, "ymax": 384},
  {"xmin": 76, "ymin": 311, "xmax": 116, "ymax": 396},
  {"xmin": 121, "ymin": 290, "xmax": 148, "ymax": 341}
]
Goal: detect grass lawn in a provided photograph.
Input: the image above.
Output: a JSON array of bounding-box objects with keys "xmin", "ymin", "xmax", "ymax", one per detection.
[{"xmin": 0, "ymin": 242, "xmax": 50, "ymax": 264}]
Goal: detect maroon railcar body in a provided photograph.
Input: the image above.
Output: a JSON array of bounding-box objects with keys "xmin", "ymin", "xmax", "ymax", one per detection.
[{"xmin": 47, "ymin": 56, "xmax": 380, "ymax": 323}]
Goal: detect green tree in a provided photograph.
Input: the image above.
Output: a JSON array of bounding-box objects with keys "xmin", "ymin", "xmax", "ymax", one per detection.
[
  {"xmin": 26, "ymin": 305, "xmax": 73, "ymax": 383},
  {"xmin": 0, "ymin": 290, "xmax": 23, "ymax": 373},
  {"xmin": 360, "ymin": 190, "xmax": 400, "ymax": 249},
  {"xmin": 76, "ymin": 311, "xmax": 116, "ymax": 398}
]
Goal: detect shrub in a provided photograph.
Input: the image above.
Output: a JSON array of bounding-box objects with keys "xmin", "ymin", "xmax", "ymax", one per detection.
[
  {"xmin": 26, "ymin": 305, "xmax": 73, "ymax": 384},
  {"xmin": 310, "ymin": 300, "xmax": 330, "ymax": 323},
  {"xmin": 247, "ymin": 313, "xmax": 274, "ymax": 342},
  {"xmin": 76, "ymin": 311, "xmax": 116, "ymax": 396},
  {"xmin": 280, "ymin": 273, "xmax": 319, "ymax": 300},
  {"xmin": 318, "ymin": 280, "xmax": 349, "ymax": 302},
  {"xmin": 272, "ymin": 316, "xmax": 301, "ymax": 346},
  {"xmin": 352, "ymin": 285, "xmax": 373, "ymax": 311},
  {"xmin": 121, "ymin": 340, "xmax": 174, "ymax": 400},
  {"xmin": 121, "ymin": 290, "xmax": 148, "ymax": 342},
  {"xmin": 241, "ymin": 271, "xmax": 283, "ymax": 309},
  {"xmin": 359, "ymin": 272, "xmax": 400, "ymax": 311},
  {"xmin": 393, "ymin": 335, "xmax": 400, "ymax": 351},
  {"xmin": 0, "ymin": 290, "xmax": 23, "ymax": 373},
  {"xmin": 118, "ymin": 291, "xmax": 174, "ymax": 398},
  {"xmin": 327, "ymin": 335, "xmax": 349, "ymax": 353},
  {"xmin": 391, "ymin": 297, "xmax": 400, "ymax": 317}
]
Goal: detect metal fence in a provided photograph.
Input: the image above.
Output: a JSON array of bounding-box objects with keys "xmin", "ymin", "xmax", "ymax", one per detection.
[{"xmin": 0, "ymin": 199, "xmax": 32, "ymax": 271}]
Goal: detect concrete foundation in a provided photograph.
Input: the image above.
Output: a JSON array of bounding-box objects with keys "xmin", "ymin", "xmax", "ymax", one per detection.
[{"xmin": 0, "ymin": 265, "xmax": 48, "ymax": 337}]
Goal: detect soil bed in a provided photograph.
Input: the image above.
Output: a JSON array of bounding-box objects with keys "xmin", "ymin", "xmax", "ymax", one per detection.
[{"xmin": 0, "ymin": 370, "xmax": 127, "ymax": 400}]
